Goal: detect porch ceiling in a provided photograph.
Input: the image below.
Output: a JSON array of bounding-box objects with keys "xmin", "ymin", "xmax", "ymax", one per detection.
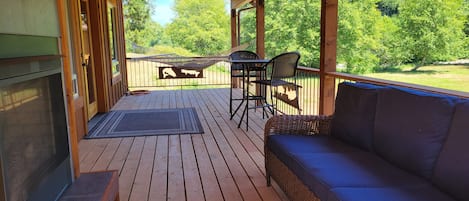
[{"xmin": 231, "ymin": 0, "xmax": 254, "ymax": 9}]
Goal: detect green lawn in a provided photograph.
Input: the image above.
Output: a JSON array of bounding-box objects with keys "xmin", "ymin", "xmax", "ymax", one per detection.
[{"xmin": 362, "ymin": 65, "xmax": 469, "ymax": 93}]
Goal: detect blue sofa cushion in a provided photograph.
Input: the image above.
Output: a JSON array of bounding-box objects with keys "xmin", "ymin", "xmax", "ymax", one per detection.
[
  {"xmin": 373, "ymin": 87, "xmax": 456, "ymax": 179},
  {"xmin": 328, "ymin": 186, "xmax": 455, "ymax": 201},
  {"xmin": 331, "ymin": 82, "xmax": 383, "ymax": 151},
  {"xmin": 267, "ymin": 135, "xmax": 359, "ymax": 166},
  {"xmin": 432, "ymin": 100, "xmax": 469, "ymax": 201},
  {"xmin": 288, "ymin": 152, "xmax": 427, "ymax": 200}
]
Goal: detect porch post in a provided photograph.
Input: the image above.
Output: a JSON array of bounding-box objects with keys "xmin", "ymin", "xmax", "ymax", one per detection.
[
  {"xmin": 319, "ymin": 0, "xmax": 338, "ymax": 115},
  {"xmin": 231, "ymin": 9, "xmax": 238, "ymax": 49},
  {"xmin": 255, "ymin": 0, "xmax": 265, "ymax": 58},
  {"xmin": 230, "ymin": 9, "xmax": 239, "ymax": 88},
  {"xmin": 255, "ymin": 0, "xmax": 265, "ymax": 105}
]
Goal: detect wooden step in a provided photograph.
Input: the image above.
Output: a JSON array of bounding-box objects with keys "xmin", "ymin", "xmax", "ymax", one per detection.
[{"xmin": 59, "ymin": 170, "xmax": 119, "ymax": 201}]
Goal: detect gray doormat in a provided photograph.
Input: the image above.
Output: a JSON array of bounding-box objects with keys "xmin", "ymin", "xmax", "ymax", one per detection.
[{"xmin": 86, "ymin": 108, "xmax": 204, "ymax": 139}]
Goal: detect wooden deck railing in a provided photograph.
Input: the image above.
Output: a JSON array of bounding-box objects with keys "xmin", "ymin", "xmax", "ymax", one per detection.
[
  {"xmin": 126, "ymin": 55, "xmax": 231, "ymax": 89},
  {"xmin": 126, "ymin": 57, "xmax": 469, "ymax": 116},
  {"xmin": 286, "ymin": 67, "xmax": 469, "ymax": 115},
  {"xmin": 274, "ymin": 66, "xmax": 321, "ymax": 115},
  {"xmin": 317, "ymin": 71, "xmax": 469, "ymax": 115},
  {"xmin": 329, "ymin": 72, "xmax": 469, "ymax": 98}
]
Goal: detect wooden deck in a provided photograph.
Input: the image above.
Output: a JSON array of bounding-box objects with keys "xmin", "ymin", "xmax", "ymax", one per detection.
[{"xmin": 78, "ymin": 88, "xmax": 288, "ymax": 201}]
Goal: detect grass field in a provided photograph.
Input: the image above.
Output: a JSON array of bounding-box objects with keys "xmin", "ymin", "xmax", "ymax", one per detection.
[{"xmin": 362, "ymin": 65, "xmax": 469, "ymax": 93}]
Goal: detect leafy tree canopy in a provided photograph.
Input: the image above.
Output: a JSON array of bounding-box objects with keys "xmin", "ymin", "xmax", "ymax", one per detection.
[
  {"xmin": 123, "ymin": 0, "xmax": 468, "ymax": 72},
  {"xmin": 123, "ymin": 0, "xmax": 151, "ymax": 31},
  {"xmin": 240, "ymin": 0, "xmax": 468, "ymax": 73},
  {"xmin": 397, "ymin": 0, "xmax": 467, "ymax": 70},
  {"xmin": 166, "ymin": 0, "xmax": 230, "ymax": 55},
  {"xmin": 240, "ymin": 0, "xmax": 322, "ymax": 67}
]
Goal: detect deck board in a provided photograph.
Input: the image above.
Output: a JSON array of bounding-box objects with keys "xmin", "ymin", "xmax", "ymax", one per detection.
[
  {"xmin": 167, "ymin": 135, "xmax": 186, "ymax": 201},
  {"xmin": 79, "ymin": 88, "xmax": 288, "ymax": 201},
  {"xmin": 119, "ymin": 137, "xmax": 146, "ymax": 201},
  {"xmin": 91, "ymin": 138, "xmax": 122, "ymax": 171},
  {"xmin": 129, "ymin": 136, "xmax": 156, "ymax": 201},
  {"xmin": 180, "ymin": 134, "xmax": 205, "ymax": 201},
  {"xmin": 149, "ymin": 135, "xmax": 169, "ymax": 201}
]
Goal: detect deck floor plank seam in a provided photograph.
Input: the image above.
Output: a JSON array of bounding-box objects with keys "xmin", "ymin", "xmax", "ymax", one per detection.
[
  {"xmin": 118, "ymin": 137, "xmax": 146, "ymax": 201},
  {"xmin": 189, "ymin": 90, "xmax": 244, "ymax": 201},
  {"xmin": 129, "ymin": 136, "xmax": 157, "ymax": 201},
  {"xmin": 148, "ymin": 135, "xmax": 169, "ymax": 201},
  {"xmin": 202, "ymin": 89, "xmax": 285, "ymax": 201},
  {"xmin": 200, "ymin": 89, "xmax": 283, "ymax": 201},
  {"xmin": 194, "ymin": 89, "xmax": 263, "ymax": 201},
  {"xmin": 186, "ymin": 90, "xmax": 227, "ymax": 201},
  {"xmin": 79, "ymin": 88, "xmax": 286, "ymax": 201}
]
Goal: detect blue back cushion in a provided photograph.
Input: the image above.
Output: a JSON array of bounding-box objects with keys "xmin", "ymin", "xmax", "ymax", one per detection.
[
  {"xmin": 432, "ymin": 100, "xmax": 469, "ymax": 201},
  {"xmin": 373, "ymin": 87, "xmax": 457, "ymax": 179},
  {"xmin": 331, "ymin": 82, "xmax": 383, "ymax": 151}
]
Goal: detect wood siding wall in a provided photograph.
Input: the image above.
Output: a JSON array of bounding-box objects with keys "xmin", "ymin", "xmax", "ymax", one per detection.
[
  {"xmin": 88, "ymin": 0, "xmax": 128, "ymax": 113},
  {"xmin": 110, "ymin": 0, "xmax": 128, "ymax": 107}
]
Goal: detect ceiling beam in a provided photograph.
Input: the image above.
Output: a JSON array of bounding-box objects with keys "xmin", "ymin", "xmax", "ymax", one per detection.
[{"xmin": 231, "ymin": 0, "xmax": 253, "ymax": 9}]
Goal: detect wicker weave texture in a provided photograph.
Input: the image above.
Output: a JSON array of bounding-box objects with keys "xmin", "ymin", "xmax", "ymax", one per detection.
[
  {"xmin": 266, "ymin": 151, "xmax": 321, "ymax": 201},
  {"xmin": 264, "ymin": 115, "xmax": 333, "ymax": 201},
  {"xmin": 264, "ymin": 115, "xmax": 332, "ymax": 138}
]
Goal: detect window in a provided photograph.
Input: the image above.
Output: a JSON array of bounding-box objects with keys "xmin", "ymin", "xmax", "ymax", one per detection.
[{"xmin": 107, "ymin": 5, "xmax": 119, "ymax": 76}]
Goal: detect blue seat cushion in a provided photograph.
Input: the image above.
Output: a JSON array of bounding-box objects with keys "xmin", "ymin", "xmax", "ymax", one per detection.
[
  {"xmin": 330, "ymin": 82, "xmax": 383, "ymax": 151},
  {"xmin": 287, "ymin": 152, "xmax": 427, "ymax": 200},
  {"xmin": 328, "ymin": 186, "xmax": 455, "ymax": 201},
  {"xmin": 267, "ymin": 135, "xmax": 360, "ymax": 166},
  {"xmin": 432, "ymin": 100, "xmax": 469, "ymax": 201},
  {"xmin": 373, "ymin": 87, "xmax": 457, "ymax": 178}
]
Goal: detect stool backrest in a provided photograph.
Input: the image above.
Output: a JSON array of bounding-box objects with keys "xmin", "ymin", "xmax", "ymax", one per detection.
[
  {"xmin": 229, "ymin": 50, "xmax": 260, "ymax": 70},
  {"xmin": 269, "ymin": 52, "xmax": 301, "ymax": 80}
]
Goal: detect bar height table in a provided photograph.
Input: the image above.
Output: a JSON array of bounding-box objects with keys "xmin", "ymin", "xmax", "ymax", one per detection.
[{"xmin": 228, "ymin": 59, "xmax": 271, "ymax": 130}]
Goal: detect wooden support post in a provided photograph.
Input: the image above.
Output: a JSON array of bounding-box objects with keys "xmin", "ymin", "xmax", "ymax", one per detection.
[
  {"xmin": 255, "ymin": 0, "xmax": 266, "ymax": 104},
  {"xmin": 231, "ymin": 9, "xmax": 239, "ymax": 88},
  {"xmin": 255, "ymin": 0, "xmax": 265, "ymax": 58},
  {"xmin": 319, "ymin": 0, "xmax": 338, "ymax": 115},
  {"xmin": 231, "ymin": 9, "xmax": 238, "ymax": 49},
  {"xmin": 56, "ymin": 0, "xmax": 81, "ymax": 179}
]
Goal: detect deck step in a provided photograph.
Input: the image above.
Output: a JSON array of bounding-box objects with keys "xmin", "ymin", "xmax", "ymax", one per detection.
[{"xmin": 59, "ymin": 170, "xmax": 119, "ymax": 201}]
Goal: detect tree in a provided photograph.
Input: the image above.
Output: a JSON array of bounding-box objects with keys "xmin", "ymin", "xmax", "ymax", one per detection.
[
  {"xmin": 377, "ymin": 0, "xmax": 400, "ymax": 16},
  {"xmin": 123, "ymin": 0, "xmax": 163, "ymax": 53},
  {"xmin": 123, "ymin": 0, "xmax": 150, "ymax": 30},
  {"xmin": 396, "ymin": 0, "xmax": 467, "ymax": 70},
  {"xmin": 239, "ymin": 0, "xmax": 468, "ymax": 72},
  {"xmin": 337, "ymin": 0, "xmax": 389, "ymax": 73},
  {"xmin": 241, "ymin": 0, "xmax": 389, "ymax": 72},
  {"xmin": 239, "ymin": 0, "xmax": 322, "ymax": 67},
  {"xmin": 166, "ymin": 0, "xmax": 230, "ymax": 55}
]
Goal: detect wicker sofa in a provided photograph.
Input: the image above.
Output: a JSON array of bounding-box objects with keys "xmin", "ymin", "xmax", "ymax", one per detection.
[{"xmin": 265, "ymin": 82, "xmax": 469, "ymax": 201}]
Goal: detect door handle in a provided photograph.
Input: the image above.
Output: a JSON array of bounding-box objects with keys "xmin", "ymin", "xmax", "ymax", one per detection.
[
  {"xmin": 82, "ymin": 58, "xmax": 90, "ymax": 68},
  {"xmin": 81, "ymin": 53, "xmax": 90, "ymax": 68}
]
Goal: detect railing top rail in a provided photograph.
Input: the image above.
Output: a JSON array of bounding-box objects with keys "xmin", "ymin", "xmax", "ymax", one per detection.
[
  {"xmin": 328, "ymin": 72, "xmax": 469, "ymax": 98},
  {"xmin": 126, "ymin": 54, "xmax": 228, "ymax": 61},
  {"xmin": 297, "ymin": 66, "xmax": 320, "ymax": 74}
]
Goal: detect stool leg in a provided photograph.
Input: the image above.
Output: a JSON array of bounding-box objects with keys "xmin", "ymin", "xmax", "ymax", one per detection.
[{"xmin": 230, "ymin": 83, "xmax": 233, "ymax": 116}]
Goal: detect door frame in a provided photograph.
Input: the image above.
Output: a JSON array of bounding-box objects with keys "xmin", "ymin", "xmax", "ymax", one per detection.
[{"xmin": 79, "ymin": 0, "xmax": 99, "ymax": 120}]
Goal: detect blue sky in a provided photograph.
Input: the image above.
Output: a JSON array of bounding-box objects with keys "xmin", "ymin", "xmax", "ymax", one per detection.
[
  {"xmin": 150, "ymin": 0, "xmax": 175, "ymax": 26},
  {"xmin": 150, "ymin": 0, "xmax": 230, "ymax": 26}
]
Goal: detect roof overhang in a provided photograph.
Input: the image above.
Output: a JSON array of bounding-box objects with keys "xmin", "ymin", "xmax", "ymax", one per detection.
[{"xmin": 231, "ymin": 0, "xmax": 254, "ymax": 9}]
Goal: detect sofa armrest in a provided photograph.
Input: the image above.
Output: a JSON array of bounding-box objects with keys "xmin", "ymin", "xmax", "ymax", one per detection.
[{"xmin": 264, "ymin": 115, "xmax": 333, "ymax": 139}]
